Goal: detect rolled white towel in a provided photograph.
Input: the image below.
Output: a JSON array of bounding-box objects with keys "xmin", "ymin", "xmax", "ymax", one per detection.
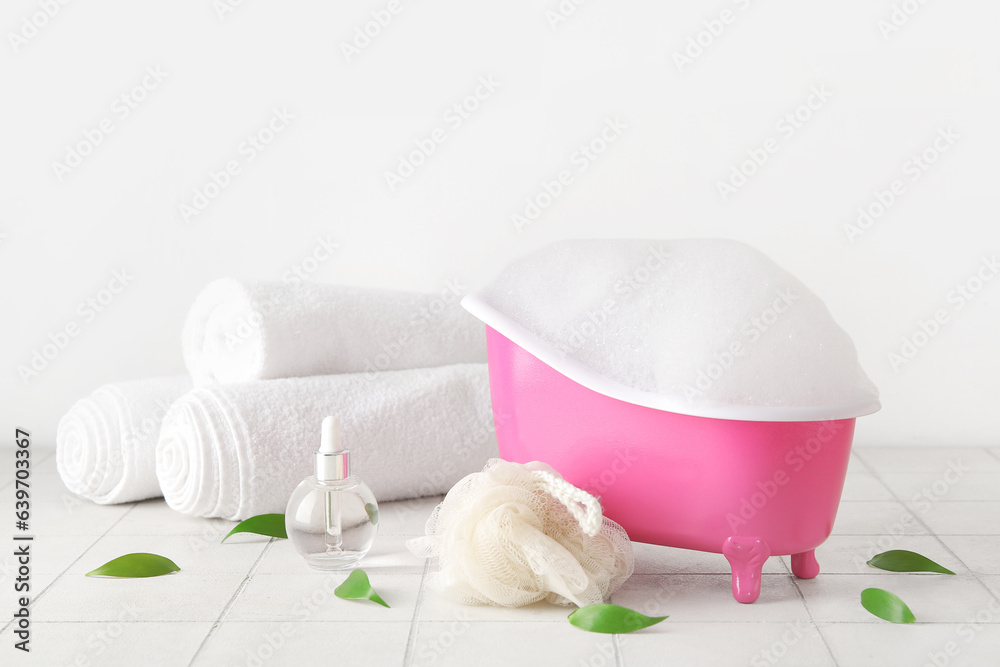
[
  {"xmin": 155, "ymin": 364, "xmax": 496, "ymax": 520},
  {"xmin": 182, "ymin": 279, "xmax": 486, "ymax": 385},
  {"xmin": 57, "ymin": 377, "xmax": 192, "ymax": 504}
]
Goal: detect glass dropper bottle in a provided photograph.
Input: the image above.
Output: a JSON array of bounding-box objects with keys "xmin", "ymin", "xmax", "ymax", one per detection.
[{"xmin": 285, "ymin": 416, "xmax": 379, "ymax": 570}]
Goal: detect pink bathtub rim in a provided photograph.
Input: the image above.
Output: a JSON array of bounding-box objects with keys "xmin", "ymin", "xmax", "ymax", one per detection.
[
  {"xmin": 462, "ymin": 293, "xmax": 881, "ymax": 423},
  {"xmin": 480, "ymin": 322, "xmax": 863, "ymax": 603}
]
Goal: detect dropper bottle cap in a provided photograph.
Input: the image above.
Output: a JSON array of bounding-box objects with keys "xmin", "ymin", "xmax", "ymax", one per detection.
[{"xmin": 315, "ymin": 416, "xmax": 349, "ymax": 482}]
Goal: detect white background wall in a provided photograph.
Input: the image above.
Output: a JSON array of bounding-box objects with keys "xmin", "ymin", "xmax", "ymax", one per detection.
[{"xmin": 2, "ymin": 0, "xmax": 997, "ymax": 448}]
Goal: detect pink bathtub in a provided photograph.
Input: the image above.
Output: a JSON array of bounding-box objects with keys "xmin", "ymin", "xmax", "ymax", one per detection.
[{"xmin": 476, "ymin": 320, "xmax": 859, "ymax": 603}]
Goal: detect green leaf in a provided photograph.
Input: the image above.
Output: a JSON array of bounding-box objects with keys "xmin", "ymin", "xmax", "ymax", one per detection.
[
  {"xmin": 222, "ymin": 513, "xmax": 287, "ymax": 542},
  {"xmin": 365, "ymin": 503, "xmax": 379, "ymax": 526},
  {"xmin": 568, "ymin": 604, "xmax": 667, "ymax": 634},
  {"xmin": 861, "ymin": 588, "xmax": 916, "ymax": 624},
  {"xmin": 86, "ymin": 553, "xmax": 180, "ymax": 578},
  {"xmin": 334, "ymin": 569, "xmax": 389, "ymax": 608},
  {"xmin": 867, "ymin": 550, "xmax": 955, "ymax": 575}
]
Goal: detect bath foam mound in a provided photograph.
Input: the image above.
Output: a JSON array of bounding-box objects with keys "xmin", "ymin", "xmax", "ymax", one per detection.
[{"xmin": 464, "ymin": 238, "xmax": 880, "ymax": 422}]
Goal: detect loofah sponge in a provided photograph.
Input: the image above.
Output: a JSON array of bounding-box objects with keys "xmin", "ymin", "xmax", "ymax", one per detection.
[{"xmin": 407, "ymin": 459, "xmax": 634, "ymax": 608}]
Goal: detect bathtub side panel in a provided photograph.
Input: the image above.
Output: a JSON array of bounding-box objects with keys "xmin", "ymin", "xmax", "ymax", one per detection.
[{"xmin": 485, "ymin": 327, "xmax": 855, "ymax": 557}]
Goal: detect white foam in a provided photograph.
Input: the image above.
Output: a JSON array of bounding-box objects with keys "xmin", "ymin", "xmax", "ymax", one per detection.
[{"xmin": 469, "ymin": 238, "xmax": 880, "ymax": 421}]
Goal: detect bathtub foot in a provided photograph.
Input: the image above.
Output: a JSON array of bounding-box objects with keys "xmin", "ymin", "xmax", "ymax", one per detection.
[
  {"xmin": 723, "ymin": 536, "xmax": 771, "ymax": 604},
  {"xmin": 791, "ymin": 549, "xmax": 820, "ymax": 579}
]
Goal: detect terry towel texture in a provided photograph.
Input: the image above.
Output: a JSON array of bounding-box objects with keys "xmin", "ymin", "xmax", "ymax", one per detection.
[
  {"xmin": 183, "ymin": 279, "xmax": 487, "ymax": 385},
  {"xmin": 56, "ymin": 377, "xmax": 193, "ymax": 504},
  {"xmin": 155, "ymin": 363, "xmax": 496, "ymax": 520}
]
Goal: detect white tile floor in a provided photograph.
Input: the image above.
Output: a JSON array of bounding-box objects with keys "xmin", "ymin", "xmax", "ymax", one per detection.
[{"xmin": 2, "ymin": 446, "xmax": 998, "ymax": 666}]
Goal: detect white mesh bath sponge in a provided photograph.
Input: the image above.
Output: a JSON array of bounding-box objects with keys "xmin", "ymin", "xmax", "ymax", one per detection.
[{"xmin": 407, "ymin": 459, "xmax": 634, "ymax": 608}]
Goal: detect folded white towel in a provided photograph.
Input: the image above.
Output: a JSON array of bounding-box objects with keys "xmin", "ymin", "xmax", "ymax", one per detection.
[
  {"xmin": 56, "ymin": 377, "xmax": 192, "ymax": 504},
  {"xmin": 182, "ymin": 279, "xmax": 486, "ymax": 385},
  {"xmin": 155, "ymin": 364, "xmax": 496, "ymax": 520}
]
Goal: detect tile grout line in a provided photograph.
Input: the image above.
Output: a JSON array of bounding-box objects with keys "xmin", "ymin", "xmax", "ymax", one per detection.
[
  {"xmin": 848, "ymin": 450, "xmax": 877, "ymax": 475},
  {"xmin": 186, "ymin": 538, "xmax": 275, "ymax": 667},
  {"xmin": 9, "ymin": 449, "xmax": 995, "ymax": 662},
  {"xmin": 0, "ymin": 448, "xmax": 57, "ymax": 493},
  {"xmin": 11, "ymin": 618, "xmax": 1000, "ymax": 625},
  {"xmin": 777, "ymin": 551, "xmax": 791, "ymax": 574},
  {"xmin": 861, "ymin": 453, "xmax": 956, "ymax": 541},
  {"xmin": 0, "ymin": 501, "xmax": 140, "ymax": 634},
  {"xmin": 790, "ymin": 574, "xmax": 841, "ymax": 666},
  {"xmin": 861, "ymin": 447, "xmax": 1000, "ymax": 603},
  {"xmin": 933, "ymin": 450, "xmax": 1000, "ymax": 607},
  {"xmin": 401, "ymin": 558, "xmax": 430, "ymax": 667}
]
